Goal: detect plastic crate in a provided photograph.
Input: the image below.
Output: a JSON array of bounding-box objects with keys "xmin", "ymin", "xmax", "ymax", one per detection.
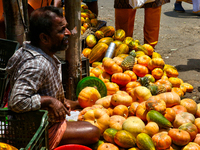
[
  {"xmin": 0, "ymin": 38, "xmax": 19, "ymax": 108},
  {"xmin": 0, "ymin": 109, "xmax": 49, "ymax": 150}
]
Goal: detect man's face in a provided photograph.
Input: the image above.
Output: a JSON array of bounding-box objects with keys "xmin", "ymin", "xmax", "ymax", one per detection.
[{"xmin": 49, "ymin": 16, "xmax": 71, "ymax": 53}]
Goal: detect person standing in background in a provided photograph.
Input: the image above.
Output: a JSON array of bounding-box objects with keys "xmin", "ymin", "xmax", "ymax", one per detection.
[
  {"xmin": 114, "ymin": 0, "xmax": 170, "ymax": 48},
  {"xmin": 82, "ymin": 0, "xmax": 98, "ymax": 16},
  {"xmin": 174, "ymin": 1, "xmax": 185, "ymax": 12}
]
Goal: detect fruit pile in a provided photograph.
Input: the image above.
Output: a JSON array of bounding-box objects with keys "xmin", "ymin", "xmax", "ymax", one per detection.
[
  {"xmin": 81, "ymin": 4, "xmax": 98, "ymax": 35},
  {"xmin": 78, "ymin": 26, "xmax": 200, "ymax": 150}
]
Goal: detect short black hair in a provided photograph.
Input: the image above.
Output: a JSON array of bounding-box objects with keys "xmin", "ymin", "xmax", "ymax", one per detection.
[{"xmin": 29, "ymin": 6, "xmax": 63, "ymax": 46}]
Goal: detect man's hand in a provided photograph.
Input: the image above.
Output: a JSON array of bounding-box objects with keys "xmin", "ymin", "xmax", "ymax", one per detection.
[{"xmin": 41, "ymin": 96, "xmax": 70, "ymax": 121}]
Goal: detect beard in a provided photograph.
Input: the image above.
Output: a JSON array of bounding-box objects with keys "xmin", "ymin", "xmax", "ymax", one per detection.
[{"xmin": 50, "ymin": 36, "xmax": 69, "ymax": 53}]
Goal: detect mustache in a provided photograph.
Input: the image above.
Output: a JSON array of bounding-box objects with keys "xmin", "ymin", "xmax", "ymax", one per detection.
[{"xmin": 63, "ymin": 35, "xmax": 70, "ymax": 41}]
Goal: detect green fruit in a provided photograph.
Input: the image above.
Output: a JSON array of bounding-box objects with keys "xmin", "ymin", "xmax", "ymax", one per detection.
[
  {"xmin": 103, "ymin": 128, "xmax": 118, "ymax": 143},
  {"xmin": 136, "ymin": 133, "xmax": 155, "ymax": 150},
  {"xmin": 146, "ymin": 110, "xmax": 172, "ymax": 128}
]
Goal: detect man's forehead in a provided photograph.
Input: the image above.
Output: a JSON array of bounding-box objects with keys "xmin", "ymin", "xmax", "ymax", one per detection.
[{"xmin": 53, "ymin": 16, "xmax": 67, "ymax": 25}]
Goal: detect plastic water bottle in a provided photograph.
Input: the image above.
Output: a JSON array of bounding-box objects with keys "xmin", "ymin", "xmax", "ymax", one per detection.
[{"xmin": 104, "ymin": 42, "xmax": 116, "ymax": 58}]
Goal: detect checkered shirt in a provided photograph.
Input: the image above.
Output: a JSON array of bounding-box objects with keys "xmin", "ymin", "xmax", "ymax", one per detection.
[{"xmin": 6, "ymin": 41, "xmax": 65, "ymax": 123}]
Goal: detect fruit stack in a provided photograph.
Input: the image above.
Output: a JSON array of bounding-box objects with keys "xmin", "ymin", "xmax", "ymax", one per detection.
[{"xmin": 77, "ymin": 25, "xmax": 200, "ymax": 150}]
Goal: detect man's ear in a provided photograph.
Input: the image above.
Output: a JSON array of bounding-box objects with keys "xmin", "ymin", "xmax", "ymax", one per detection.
[{"xmin": 39, "ymin": 33, "xmax": 50, "ymax": 45}]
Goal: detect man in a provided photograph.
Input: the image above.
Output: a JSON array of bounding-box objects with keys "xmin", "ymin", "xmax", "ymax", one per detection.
[{"xmin": 6, "ymin": 6, "xmax": 100, "ymax": 150}]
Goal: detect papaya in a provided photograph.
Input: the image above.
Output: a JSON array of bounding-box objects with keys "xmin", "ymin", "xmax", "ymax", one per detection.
[
  {"xmin": 95, "ymin": 30, "xmax": 104, "ymax": 40},
  {"xmin": 98, "ymin": 37, "xmax": 114, "ymax": 46},
  {"xmin": 114, "ymin": 29, "xmax": 126, "ymax": 41},
  {"xmin": 89, "ymin": 43, "xmax": 108, "ymax": 63},
  {"xmin": 136, "ymin": 133, "xmax": 155, "ymax": 150},
  {"xmin": 135, "ymin": 45, "xmax": 148, "ymax": 55},
  {"xmin": 114, "ymin": 43, "xmax": 129, "ymax": 57},
  {"xmin": 103, "ymin": 128, "xmax": 118, "ymax": 144},
  {"xmin": 114, "ymin": 130, "xmax": 136, "ymax": 148},
  {"xmin": 99, "ymin": 26, "xmax": 115, "ymax": 37},
  {"xmin": 112, "ymin": 40, "xmax": 123, "ymax": 48},
  {"xmin": 123, "ymin": 37, "xmax": 134, "ymax": 45},
  {"xmin": 86, "ymin": 34, "xmax": 97, "ymax": 48},
  {"xmin": 146, "ymin": 110, "xmax": 172, "ymax": 128}
]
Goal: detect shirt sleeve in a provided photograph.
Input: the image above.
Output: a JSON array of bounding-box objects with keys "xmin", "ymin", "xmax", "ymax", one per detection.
[{"xmin": 8, "ymin": 58, "xmax": 46, "ymax": 113}]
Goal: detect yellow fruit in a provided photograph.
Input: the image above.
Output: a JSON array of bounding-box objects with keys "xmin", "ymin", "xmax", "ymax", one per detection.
[
  {"xmin": 114, "ymin": 130, "xmax": 136, "ymax": 148},
  {"xmin": 103, "ymin": 128, "xmax": 118, "ymax": 143},
  {"xmin": 85, "ymin": 17, "xmax": 91, "ymax": 24},
  {"xmin": 91, "ymin": 19, "xmax": 98, "ymax": 27},
  {"xmin": 86, "ymin": 34, "xmax": 97, "ymax": 48},
  {"xmin": 89, "ymin": 13, "xmax": 96, "ymax": 19},
  {"xmin": 81, "ymin": 4, "xmax": 88, "ymax": 9},
  {"xmin": 81, "ymin": 17, "xmax": 85, "ymax": 25},
  {"xmin": 81, "ymin": 26, "xmax": 86, "ymax": 33}
]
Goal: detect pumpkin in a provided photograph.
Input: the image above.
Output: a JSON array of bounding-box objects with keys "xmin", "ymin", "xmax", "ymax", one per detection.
[
  {"xmin": 135, "ymin": 101, "xmax": 148, "ymax": 122},
  {"xmin": 142, "ymin": 44, "xmax": 154, "ymax": 56},
  {"xmin": 83, "ymin": 108, "xmax": 110, "ymax": 134},
  {"xmin": 164, "ymin": 67, "xmax": 179, "ymax": 78},
  {"xmin": 114, "ymin": 43, "xmax": 129, "ymax": 57},
  {"xmin": 147, "ymin": 58, "xmax": 165, "ymax": 71},
  {"xmin": 157, "ymin": 92, "xmax": 180, "ymax": 107},
  {"xmin": 95, "ymin": 95, "xmax": 112, "ymax": 108},
  {"xmin": 181, "ymin": 83, "xmax": 193, "ymax": 92},
  {"xmin": 103, "ymin": 58, "xmax": 123, "ymax": 75},
  {"xmin": 171, "ymin": 87, "xmax": 184, "ymax": 97},
  {"xmin": 180, "ymin": 84, "xmax": 187, "ymax": 94},
  {"xmin": 135, "ymin": 51, "xmax": 145, "ymax": 58},
  {"xmin": 125, "ymin": 81, "xmax": 141, "ymax": 95},
  {"xmin": 194, "ymin": 134, "xmax": 200, "ymax": 146},
  {"xmin": 89, "ymin": 42, "xmax": 108, "ymax": 63},
  {"xmin": 168, "ymin": 77, "xmax": 182, "ymax": 87},
  {"xmin": 178, "ymin": 123, "xmax": 198, "ymax": 142},
  {"xmin": 78, "ymin": 87, "xmax": 101, "ymax": 108},
  {"xmin": 194, "ymin": 118, "xmax": 200, "ymax": 133},
  {"xmin": 145, "ymin": 96, "xmax": 166, "ymax": 114},
  {"xmin": 109, "ymin": 115, "xmax": 126, "ymax": 131},
  {"xmin": 155, "ymin": 79, "xmax": 172, "ymax": 92},
  {"xmin": 151, "ymin": 68, "xmax": 164, "ymax": 80},
  {"xmin": 99, "ymin": 26, "xmax": 115, "ymax": 37},
  {"xmin": 122, "ymin": 116, "xmax": 146, "ymax": 138},
  {"xmin": 152, "ymin": 52, "xmax": 162, "ymax": 58},
  {"xmin": 90, "ymin": 72, "xmax": 96, "ymax": 77},
  {"xmin": 113, "ymin": 29, "xmax": 126, "ymax": 41},
  {"xmin": 137, "ymin": 55, "xmax": 151, "ymax": 67},
  {"xmin": 142, "ymin": 122, "xmax": 159, "ymax": 137},
  {"xmin": 130, "ymin": 86, "xmax": 152, "ymax": 103},
  {"xmin": 111, "ymin": 91, "xmax": 133, "ymax": 107},
  {"xmin": 105, "ymin": 82, "xmax": 119, "ymax": 95},
  {"xmin": 164, "ymin": 108, "xmax": 176, "ymax": 122},
  {"xmin": 172, "ymin": 105, "xmax": 187, "ymax": 114},
  {"xmin": 128, "ymin": 102, "xmax": 140, "ymax": 116},
  {"xmin": 112, "ymin": 57, "xmax": 124, "ymax": 66},
  {"xmin": 182, "ymin": 142, "xmax": 200, "ymax": 150},
  {"xmin": 111, "ymin": 73, "xmax": 131, "ymax": 86},
  {"xmin": 98, "ymin": 72, "xmax": 111, "ymax": 83},
  {"xmin": 168, "ymin": 129, "xmax": 190, "ymax": 146},
  {"xmin": 195, "ymin": 103, "xmax": 200, "ymax": 118},
  {"xmin": 124, "ymin": 70, "xmax": 137, "ymax": 81},
  {"xmin": 113, "ymin": 105, "xmax": 129, "ymax": 118},
  {"xmin": 97, "ymin": 143, "xmax": 119, "ymax": 150},
  {"xmin": 173, "ymin": 112, "xmax": 195, "ymax": 128},
  {"xmin": 90, "ymin": 67, "xmax": 103, "ymax": 77},
  {"xmin": 152, "ymin": 132, "xmax": 172, "ymax": 150},
  {"xmin": 92, "ymin": 62, "xmax": 102, "ymax": 68},
  {"xmin": 180, "ymin": 98, "xmax": 197, "ymax": 115},
  {"xmin": 132, "ymin": 64, "xmax": 149, "ymax": 77}
]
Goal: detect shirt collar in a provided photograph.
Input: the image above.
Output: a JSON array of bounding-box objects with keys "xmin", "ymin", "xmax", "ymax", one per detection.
[{"xmin": 23, "ymin": 41, "xmax": 61, "ymax": 66}]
